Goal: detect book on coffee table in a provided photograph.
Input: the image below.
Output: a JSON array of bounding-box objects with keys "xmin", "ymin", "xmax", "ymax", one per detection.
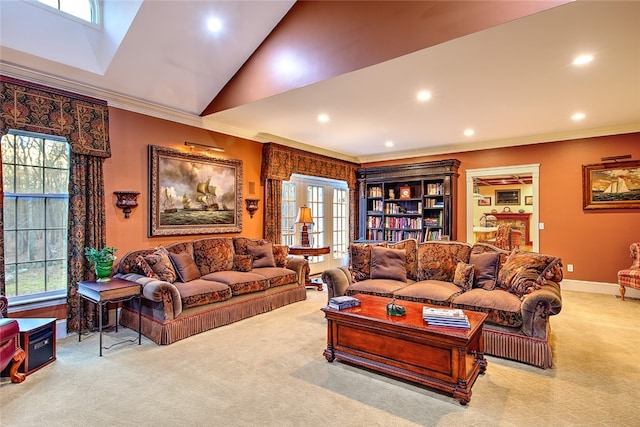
[
  {"xmin": 422, "ymin": 307, "xmax": 470, "ymax": 328},
  {"xmin": 328, "ymin": 296, "xmax": 361, "ymax": 310}
]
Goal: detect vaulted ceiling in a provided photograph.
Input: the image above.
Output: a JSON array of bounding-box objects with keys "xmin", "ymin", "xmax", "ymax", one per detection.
[{"xmin": 1, "ymin": 1, "xmax": 639, "ymax": 163}]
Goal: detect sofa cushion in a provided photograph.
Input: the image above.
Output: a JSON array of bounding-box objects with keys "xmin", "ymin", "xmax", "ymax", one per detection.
[
  {"xmin": 345, "ymin": 278, "xmax": 408, "ymax": 298},
  {"xmin": 349, "ymin": 242, "xmax": 387, "ymax": 282},
  {"xmin": 393, "ymin": 280, "xmax": 463, "ymax": 306},
  {"xmin": 201, "ymin": 271, "xmax": 270, "ymax": 296},
  {"xmin": 233, "ymin": 238, "xmax": 288, "ymax": 268},
  {"xmin": 252, "ymin": 267, "xmax": 298, "ymax": 288},
  {"xmin": 470, "ymin": 251, "xmax": 500, "ymax": 290},
  {"xmin": 193, "ymin": 238, "xmax": 234, "ymax": 275},
  {"xmin": 388, "ymin": 239, "xmax": 418, "ymax": 281},
  {"xmin": 172, "ymin": 278, "xmax": 232, "ymax": 309},
  {"xmin": 169, "ymin": 251, "xmax": 201, "ymax": 282},
  {"xmin": 233, "ymin": 255, "xmax": 253, "ymax": 272},
  {"xmin": 248, "ymin": 242, "xmax": 277, "ymax": 268},
  {"xmin": 453, "ymin": 261, "xmax": 475, "ymax": 291},
  {"xmin": 498, "ymin": 250, "xmax": 563, "ymax": 298},
  {"xmin": 417, "ymin": 241, "xmax": 472, "ymax": 282},
  {"xmin": 451, "ymin": 288, "xmax": 523, "ymax": 328},
  {"xmin": 135, "ymin": 255, "xmax": 159, "ymax": 280},
  {"xmin": 370, "ymin": 246, "xmax": 407, "ymax": 282},
  {"xmin": 143, "ymin": 247, "xmax": 177, "ymax": 283}
]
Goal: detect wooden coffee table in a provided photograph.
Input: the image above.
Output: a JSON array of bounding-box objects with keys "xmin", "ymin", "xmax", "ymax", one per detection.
[{"xmin": 321, "ymin": 294, "xmax": 487, "ymax": 405}]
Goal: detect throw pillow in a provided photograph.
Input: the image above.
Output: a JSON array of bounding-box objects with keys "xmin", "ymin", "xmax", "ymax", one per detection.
[
  {"xmin": 349, "ymin": 242, "xmax": 387, "ymax": 281},
  {"xmin": 370, "ymin": 246, "xmax": 407, "ymax": 282},
  {"xmin": 453, "ymin": 261, "xmax": 475, "ymax": 291},
  {"xmin": 469, "ymin": 251, "xmax": 500, "ymax": 290},
  {"xmin": 169, "ymin": 251, "xmax": 201, "ymax": 282},
  {"xmin": 272, "ymin": 244, "xmax": 289, "ymax": 268},
  {"xmin": 233, "ymin": 254, "xmax": 253, "ymax": 272},
  {"xmin": 248, "ymin": 242, "xmax": 276, "ymax": 268},
  {"xmin": 498, "ymin": 249, "xmax": 562, "ymax": 298},
  {"xmin": 143, "ymin": 247, "xmax": 177, "ymax": 283},
  {"xmin": 135, "ymin": 255, "xmax": 159, "ymax": 279}
]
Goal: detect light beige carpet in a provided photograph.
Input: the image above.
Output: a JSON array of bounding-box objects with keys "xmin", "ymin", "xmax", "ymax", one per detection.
[{"xmin": 1, "ymin": 289, "xmax": 639, "ymax": 427}]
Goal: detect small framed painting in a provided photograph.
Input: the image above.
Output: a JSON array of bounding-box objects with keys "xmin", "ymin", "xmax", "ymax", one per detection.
[
  {"xmin": 525, "ymin": 196, "xmax": 533, "ymax": 205},
  {"xmin": 478, "ymin": 196, "xmax": 491, "ymax": 206}
]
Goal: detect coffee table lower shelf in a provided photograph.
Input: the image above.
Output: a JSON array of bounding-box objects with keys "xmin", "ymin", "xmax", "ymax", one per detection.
[{"xmin": 321, "ymin": 294, "xmax": 487, "ymax": 405}]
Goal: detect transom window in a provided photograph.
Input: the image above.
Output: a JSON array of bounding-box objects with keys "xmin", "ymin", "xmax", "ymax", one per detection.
[
  {"xmin": 2, "ymin": 132, "xmax": 70, "ymax": 300},
  {"xmin": 35, "ymin": 0, "xmax": 99, "ymax": 25}
]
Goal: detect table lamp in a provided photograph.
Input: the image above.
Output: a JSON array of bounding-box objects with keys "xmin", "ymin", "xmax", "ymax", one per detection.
[{"xmin": 295, "ymin": 206, "xmax": 314, "ymax": 247}]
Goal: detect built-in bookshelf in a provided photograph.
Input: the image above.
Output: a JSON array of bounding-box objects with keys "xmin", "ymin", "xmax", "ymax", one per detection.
[{"xmin": 357, "ymin": 160, "xmax": 460, "ymax": 243}]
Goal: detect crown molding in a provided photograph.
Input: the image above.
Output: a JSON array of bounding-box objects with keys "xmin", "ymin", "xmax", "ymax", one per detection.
[
  {"xmin": 357, "ymin": 123, "xmax": 640, "ymax": 164},
  {"xmin": 0, "ymin": 61, "xmax": 205, "ymax": 129}
]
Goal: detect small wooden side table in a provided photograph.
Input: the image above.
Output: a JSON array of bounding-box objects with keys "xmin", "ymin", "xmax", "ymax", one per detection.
[
  {"xmin": 77, "ymin": 278, "xmax": 142, "ymax": 356},
  {"xmin": 288, "ymin": 246, "xmax": 330, "ymax": 291}
]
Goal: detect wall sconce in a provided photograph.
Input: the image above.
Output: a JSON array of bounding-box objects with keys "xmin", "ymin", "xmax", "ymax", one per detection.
[
  {"xmin": 245, "ymin": 198, "xmax": 260, "ymax": 218},
  {"xmin": 295, "ymin": 206, "xmax": 314, "ymax": 247},
  {"xmin": 114, "ymin": 191, "xmax": 140, "ymax": 219},
  {"xmin": 184, "ymin": 141, "xmax": 225, "ymax": 153}
]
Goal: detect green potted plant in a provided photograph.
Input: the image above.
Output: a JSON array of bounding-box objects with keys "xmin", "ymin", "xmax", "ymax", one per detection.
[{"xmin": 84, "ymin": 246, "xmax": 118, "ymax": 281}]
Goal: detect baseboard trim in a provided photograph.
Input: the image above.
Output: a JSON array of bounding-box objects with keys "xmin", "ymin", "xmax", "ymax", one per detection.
[{"xmin": 561, "ymin": 279, "xmax": 640, "ymax": 299}]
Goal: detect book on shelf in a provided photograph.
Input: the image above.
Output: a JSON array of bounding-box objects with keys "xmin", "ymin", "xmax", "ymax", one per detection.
[{"xmin": 328, "ymin": 296, "xmax": 361, "ymax": 310}]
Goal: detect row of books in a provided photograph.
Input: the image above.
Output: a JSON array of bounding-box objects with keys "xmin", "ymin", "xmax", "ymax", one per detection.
[
  {"xmin": 328, "ymin": 296, "xmax": 361, "ymax": 310},
  {"xmin": 422, "ymin": 307, "xmax": 470, "ymax": 328}
]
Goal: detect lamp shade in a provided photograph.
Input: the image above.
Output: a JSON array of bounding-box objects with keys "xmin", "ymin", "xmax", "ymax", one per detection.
[{"xmin": 295, "ymin": 206, "xmax": 314, "ymax": 224}]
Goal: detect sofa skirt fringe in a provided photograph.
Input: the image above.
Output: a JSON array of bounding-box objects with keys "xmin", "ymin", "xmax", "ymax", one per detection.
[
  {"xmin": 119, "ymin": 286, "xmax": 307, "ymax": 345},
  {"xmin": 483, "ymin": 327, "xmax": 553, "ymax": 369}
]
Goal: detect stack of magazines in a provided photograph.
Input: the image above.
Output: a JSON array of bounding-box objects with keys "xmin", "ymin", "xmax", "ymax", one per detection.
[
  {"xmin": 328, "ymin": 296, "xmax": 361, "ymax": 310},
  {"xmin": 422, "ymin": 307, "xmax": 470, "ymax": 329}
]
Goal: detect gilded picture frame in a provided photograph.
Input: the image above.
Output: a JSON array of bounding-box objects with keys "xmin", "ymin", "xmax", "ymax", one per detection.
[
  {"xmin": 582, "ymin": 160, "xmax": 640, "ymax": 210},
  {"xmin": 495, "ymin": 189, "xmax": 520, "ymax": 205},
  {"xmin": 149, "ymin": 145, "xmax": 243, "ymax": 236}
]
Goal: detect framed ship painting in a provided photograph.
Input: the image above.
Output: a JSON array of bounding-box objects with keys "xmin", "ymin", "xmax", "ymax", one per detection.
[
  {"xmin": 149, "ymin": 145, "xmax": 243, "ymax": 236},
  {"xmin": 582, "ymin": 160, "xmax": 640, "ymax": 210}
]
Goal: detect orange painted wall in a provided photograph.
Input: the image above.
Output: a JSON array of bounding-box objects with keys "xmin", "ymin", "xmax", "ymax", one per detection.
[
  {"xmin": 364, "ymin": 133, "xmax": 640, "ymax": 284},
  {"xmin": 104, "ymin": 107, "xmax": 264, "ymax": 258}
]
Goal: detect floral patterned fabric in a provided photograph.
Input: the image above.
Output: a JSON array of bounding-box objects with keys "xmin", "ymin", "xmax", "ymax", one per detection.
[
  {"xmin": 417, "ymin": 241, "xmax": 472, "ymax": 282},
  {"xmin": 497, "ymin": 249, "xmax": 562, "ymax": 298},
  {"xmin": 233, "ymin": 255, "xmax": 253, "ymax": 272},
  {"xmin": 393, "ymin": 280, "xmax": 462, "ymax": 306},
  {"xmin": 349, "ymin": 242, "xmax": 387, "ymax": 282},
  {"xmin": 233, "ymin": 237, "xmax": 288, "ymax": 267},
  {"xmin": 201, "ymin": 271, "xmax": 269, "ymax": 296},
  {"xmin": 135, "ymin": 255, "xmax": 159, "ymax": 279},
  {"xmin": 273, "ymin": 245, "xmax": 289, "ymax": 268},
  {"xmin": 192, "ymin": 238, "xmax": 234, "ymax": 275},
  {"xmin": 453, "ymin": 261, "xmax": 475, "ymax": 291},
  {"xmin": 145, "ymin": 247, "xmax": 177, "ymax": 283}
]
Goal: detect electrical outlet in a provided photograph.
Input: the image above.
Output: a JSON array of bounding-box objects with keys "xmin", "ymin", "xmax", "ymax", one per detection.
[
  {"xmin": 567, "ymin": 264, "xmax": 574, "ymax": 272},
  {"xmin": 539, "ymin": 222, "xmax": 545, "ymax": 230}
]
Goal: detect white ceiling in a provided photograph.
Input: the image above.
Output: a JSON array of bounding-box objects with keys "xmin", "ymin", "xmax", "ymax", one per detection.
[{"xmin": 1, "ymin": 0, "xmax": 639, "ymax": 163}]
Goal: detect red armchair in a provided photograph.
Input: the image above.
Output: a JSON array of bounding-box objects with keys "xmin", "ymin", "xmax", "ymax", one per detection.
[
  {"xmin": 618, "ymin": 242, "xmax": 640, "ymax": 301},
  {"xmin": 0, "ymin": 296, "xmax": 26, "ymax": 383}
]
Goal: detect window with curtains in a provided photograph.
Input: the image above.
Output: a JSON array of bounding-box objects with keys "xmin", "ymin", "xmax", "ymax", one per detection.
[
  {"xmin": 283, "ymin": 174, "xmax": 349, "ymax": 272},
  {"xmin": 281, "ymin": 182, "xmax": 297, "ymax": 246},
  {"xmin": 1, "ymin": 132, "xmax": 70, "ymax": 300},
  {"xmin": 35, "ymin": 0, "xmax": 100, "ymax": 25}
]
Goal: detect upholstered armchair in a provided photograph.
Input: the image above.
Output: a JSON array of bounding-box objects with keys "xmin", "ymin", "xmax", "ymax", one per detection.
[
  {"xmin": 618, "ymin": 242, "xmax": 640, "ymax": 301},
  {"xmin": 0, "ymin": 296, "xmax": 26, "ymax": 383}
]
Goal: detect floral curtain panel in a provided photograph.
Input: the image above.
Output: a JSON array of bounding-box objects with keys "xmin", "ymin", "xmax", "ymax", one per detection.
[
  {"xmin": 0, "ymin": 76, "xmax": 110, "ymax": 332},
  {"xmin": 260, "ymin": 143, "xmax": 360, "ymax": 244}
]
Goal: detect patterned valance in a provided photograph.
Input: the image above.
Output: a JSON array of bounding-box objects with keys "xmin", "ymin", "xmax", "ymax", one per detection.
[
  {"xmin": 0, "ymin": 76, "xmax": 110, "ymax": 158},
  {"xmin": 261, "ymin": 143, "xmax": 358, "ymax": 188}
]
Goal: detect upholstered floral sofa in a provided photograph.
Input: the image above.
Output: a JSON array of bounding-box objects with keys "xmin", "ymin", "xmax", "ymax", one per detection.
[
  {"xmin": 321, "ymin": 240, "xmax": 563, "ymax": 368},
  {"xmin": 113, "ymin": 237, "xmax": 308, "ymax": 345}
]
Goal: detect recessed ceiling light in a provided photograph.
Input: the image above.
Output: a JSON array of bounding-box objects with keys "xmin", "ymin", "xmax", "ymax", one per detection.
[
  {"xmin": 572, "ymin": 112, "xmax": 586, "ymax": 121},
  {"xmin": 317, "ymin": 113, "xmax": 329, "ymax": 123},
  {"xmin": 464, "ymin": 129, "xmax": 475, "ymax": 137},
  {"xmin": 573, "ymin": 54, "xmax": 594, "ymax": 66},
  {"xmin": 385, "ymin": 140, "xmax": 394, "ymax": 148},
  {"xmin": 207, "ymin": 17, "xmax": 223, "ymax": 33},
  {"xmin": 416, "ymin": 90, "xmax": 432, "ymax": 102}
]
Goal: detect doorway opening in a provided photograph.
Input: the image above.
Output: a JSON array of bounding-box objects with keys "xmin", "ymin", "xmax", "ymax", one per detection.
[{"xmin": 466, "ymin": 164, "xmax": 540, "ymax": 252}]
